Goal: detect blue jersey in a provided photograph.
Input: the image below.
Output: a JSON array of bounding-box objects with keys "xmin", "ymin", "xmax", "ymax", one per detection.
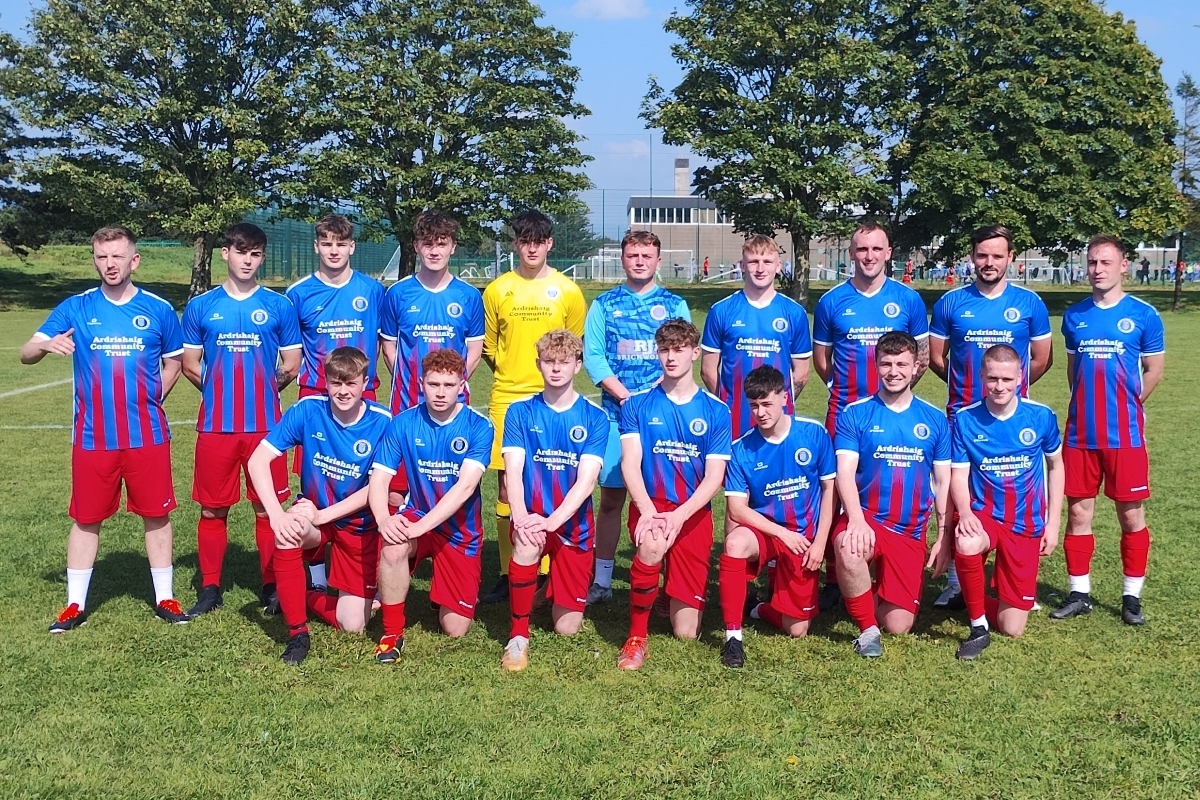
[
  {"xmin": 372, "ymin": 404, "xmax": 494, "ymax": 557},
  {"xmin": 618, "ymin": 385, "xmax": 732, "ymax": 505},
  {"xmin": 380, "ymin": 275, "xmax": 484, "ymax": 413},
  {"xmin": 929, "ymin": 283, "xmax": 1051, "ymax": 414},
  {"xmin": 286, "ymin": 270, "xmax": 385, "ymax": 392},
  {"xmin": 1061, "ymin": 295, "xmax": 1165, "ymax": 450},
  {"xmin": 834, "ymin": 394, "xmax": 950, "ymax": 540},
  {"xmin": 182, "ymin": 285, "xmax": 302, "ymax": 433},
  {"xmin": 583, "ymin": 284, "xmax": 691, "ymax": 421},
  {"xmin": 951, "ymin": 399, "xmax": 1062, "ymax": 537},
  {"xmin": 700, "ymin": 290, "xmax": 812, "ymax": 438},
  {"xmin": 37, "ymin": 287, "xmax": 184, "ymax": 451},
  {"xmin": 263, "ymin": 397, "xmax": 393, "ymax": 535},
  {"xmin": 813, "ymin": 279, "xmax": 929, "ymax": 420},
  {"xmin": 725, "ymin": 416, "xmax": 836, "ymax": 539},
  {"xmin": 501, "ymin": 393, "xmax": 608, "ymax": 549}
]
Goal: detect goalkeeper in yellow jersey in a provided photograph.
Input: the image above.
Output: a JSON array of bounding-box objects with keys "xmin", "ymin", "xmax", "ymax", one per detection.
[{"xmin": 480, "ymin": 210, "xmax": 586, "ymax": 603}]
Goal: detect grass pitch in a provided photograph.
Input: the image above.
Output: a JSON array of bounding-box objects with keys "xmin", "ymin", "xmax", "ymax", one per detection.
[{"xmin": 0, "ymin": 250, "xmax": 1198, "ymax": 798}]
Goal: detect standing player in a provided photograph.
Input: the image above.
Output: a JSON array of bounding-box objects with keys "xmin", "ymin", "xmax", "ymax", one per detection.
[
  {"xmin": 950, "ymin": 345, "xmax": 1064, "ymax": 660},
  {"xmin": 928, "ymin": 224, "xmax": 1052, "ymax": 609},
  {"xmin": 480, "ymin": 210, "xmax": 586, "ymax": 604},
  {"xmin": 380, "ymin": 210, "xmax": 484, "ymax": 503},
  {"xmin": 583, "ymin": 230, "xmax": 690, "ymax": 604},
  {"xmin": 718, "ymin": 366, "xmax": 836, "ymax": 669},
  {"xmin": 181, "ymin": 222, "xmax": 302, "ymax": 617},
  {"xmin": 1052, "ymin": 235, "xmax": 1165, "ymax": 626},
  {"xmin": 700, "ymin": 234, "xmax": 811, "ymax": 439},
  {"xmin": 812, "ymin": 222, "xmax": 929, "ymax": 609},
  {"xmin": 286, "ymin": 213, "xmax": 385, "ymax": 589},
  {"xmin": 247, "ymin": 347, "xmax": 393, "ymax": 665},
  {"xmin": 833, "ymin": 332, "xmax": 951, "ymax": 658},
  {"xmin": 616, "ymin": 320, "xmax": 731, "ymax": 670},
  {"xmin": 368, "ymin": 349, "xmax": 494, "ymax": 662},
  {"xmin": 500, "ymin": 331, "xmax": 608, "ymax": 671},
  {"xmin": 21, "ymin": 226, "xmax": 188, "ymax": 630}
]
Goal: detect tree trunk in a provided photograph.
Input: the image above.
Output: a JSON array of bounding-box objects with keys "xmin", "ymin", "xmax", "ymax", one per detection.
[
  {"xmin": 1172, "ymin": 262, "xmax": 1184, "ymax": 312},
  {"xmin": 188, "ymin": 233, "xmax": 215, "ymax": 299},
  {"xmin": 786, "ymin": 230, "xmax": 812, "ymax": 309},
  {"xmin": 398, "ymin": 237, "xmax": 417, "ymax": 279}
]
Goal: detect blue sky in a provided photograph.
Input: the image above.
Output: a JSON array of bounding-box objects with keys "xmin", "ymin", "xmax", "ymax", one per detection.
[{"xmin": 1, "ymin": 0, "xmax": 1195, "ymax": 234}]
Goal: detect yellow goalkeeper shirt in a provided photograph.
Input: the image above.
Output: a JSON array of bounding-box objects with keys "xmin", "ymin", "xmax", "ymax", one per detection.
[{"xmin": 483, "ymin": 269, "xmax": 586, "ymax": 402}]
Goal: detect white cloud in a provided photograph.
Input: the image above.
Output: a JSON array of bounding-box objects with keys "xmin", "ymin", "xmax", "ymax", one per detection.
[{"xmin": 571, "ymin": 0, "xmax": 650, "ymax": 21}]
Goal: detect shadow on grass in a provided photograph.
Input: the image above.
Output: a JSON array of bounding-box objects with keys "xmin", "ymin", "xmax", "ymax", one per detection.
[{"xmin": 0, "ymin": 266, "xmax": 191, "ymax": 311}]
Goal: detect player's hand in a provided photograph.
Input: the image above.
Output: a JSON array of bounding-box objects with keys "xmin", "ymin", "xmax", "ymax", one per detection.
[
  {"xmin": 290, "ymin": 497, "xmax": 318, "ymax": 522},
  {"xmin": 42, "ymin": 329, "xmax": 75, "ymax": 356},
  {"xmin": 379, "ymin": 513, "xmax": 410, "ymax": 545},
  {"xmin": 955, "ymin": 511, "xmax": 987, "ymax": 540},
  {"xmin": 633, "ymin": 505, "xmax": 661, "ymax": 546},
  {"xmin": 272, "ymin": 512, "xmax": 306, "ymax": 548},
  {"xmin": 926, "ymin": 535, "xmax": 952, "ymax": 578},
  {"xmin": 513, "ymin": 514, "xmax": 548, "ymax": 547},
  {"xmin": 801, "ymin": 539, "xmax": 825, "ymax": 571},
  {"xmin": 843, "ymin": 519, "xmax": 875, "ymax": 558},
  {"xmin": 774, "ymin": 528, "xmax": 809, "ymax": 557},
  {"xmin": 1040, "ymin": 526, "xmax": 1060, "ymax": 557},
  {"xmin": 653, "ymin": 509, "xmax": 688, "ymax": 548}
]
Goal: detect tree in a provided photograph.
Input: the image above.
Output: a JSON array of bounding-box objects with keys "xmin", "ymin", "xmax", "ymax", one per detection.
[
  {"xmin": 1174, "ymin": 73, "xmax": 1200, "ymax": 310},
  {"xmin": 643, "ymin": 0, "xmax": 899, "ymax": 306},
  {"xmin": 887, "ymin": 0, "xmax": 1183, "ymax": 263},
  {"xmin": 550, "ymin": 205, "xmax": 606, "ymax": 261},
  {"xmin": 292, "ymin": 0, "xmax": 591, "ymax": 279},
  {"xmin": 5, "ymin": 0, "xmax": 331, "ymax": 298}
]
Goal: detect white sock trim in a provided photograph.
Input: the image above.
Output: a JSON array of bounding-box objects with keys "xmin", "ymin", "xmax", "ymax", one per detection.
[
  {"xmin": 149, "ymin": 566, "xmax": 174, "ymax": 605},
  {"xmin": 725, "ymin": 629, "xmax": 743, "ymax": 641},
  {"xmin": 1068, "ymin": 574, "xmax": 1091, "ymax": 595},
  {"xmin": 66, "ymin": 568, "xmax": 93, "ymax": 610},
  {"xmin": 970, "ymin": 615, "xmax": 989, "ymax": 630},
  {"xmin": 1123, "ymin": 576, "xmax": 1145, "ymax": 598}
]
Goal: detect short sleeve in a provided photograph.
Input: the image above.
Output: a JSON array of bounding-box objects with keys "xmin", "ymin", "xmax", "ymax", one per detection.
[
  {"xmin": 1029, "ymin": 296, "xmax": 1052, "ymax": 340},
  {"xmin": 1142, "ymin": 310, "xmax": 1166, "ymax": 356},
  {"xmin": 929, "ymin": 295, "xmax": 950, "ymax": 339},
  {"xmin": 501, "ymin": 400, "xmax": 529, "ymax": 452},
  {"xmin": 812, "ymin": 296, "xmax": 832, "ymax": 346},
  {"xmin": 158, "ymin": 302, "xmax": 185, "ymax": 357},
  {"xmin": 466, "ymin": 413, "xmax": 495, "ymax": 466},
  {"xmin": 618, "ymin": 393, "xmax": 640, "ymax": 437},
  {"xmin": 1041, "ymin": 409, "xmax": 1062, "ymax": 454},
  {"xmin": 371, "ymin": 420, "xmax": 403, "ymax": 475},
  {"xmin": 482, "ymin": 282, "xmax": 500, "ymax": 359},
  {"xmin": 833, "ymin": 405, "xmax": 859, "ymax": 453},
  {"xmin": 264, "ymin": 403, "xmax": 305, "ymax": 455},
  {"xmin": 583, "ymin": 406, "xmax": 608, "ymax": 460},
  {"xmin": 932, "ymin": 415, "xmax": 952, "ymax": 463},
  {"xmin": 705, "ymin": 403, "xmax": 733, "ymax": 459},
  {"xmin": 725, "ymin": 450, "xmax": 748, "ymax": 494},
  {"xmin": 673, "ymin": 297, "xmax": 691, "ymax": 322},
  {"xmin": 906, "ymin": 290, "xmax": 929, "ymax": 338},
  {"xmin": 700, "ymin": 304, "xmax": 722, "ymax": 352},
  {"xmin": 564, "ymin": 283, "xmax": 586, "ymax": 337},
  {"xmin": 380, "ymin": 286, "xmax": 399, "ymax": 341},
  {"xmin": 790, "ymin": 305, "xmax": 813, "ymax": 358},
  {"xmin": 464, "ymin": 288, "xmax": 485, "ymax": 340},
  {"xmin": 950, "ymin": 418, "xmax": 968, "ymax": 465},
  {"xmin": 181, "ymin": 299, "xmax": 203, "ymax": 348},
  {"xmin": 36, "ymin": 299, "xmax": 76, "ymax": 340},
  {"xmin": 1060, "ymin": 314, "xmax": 1077, "ymax": 354},
  {"xmin": 815, "ymin": 427, "xmax": 836, "ymax": 479},
  {"xmin": 278, "ymin": 297, "xmax": 302, "ymax": 348}
]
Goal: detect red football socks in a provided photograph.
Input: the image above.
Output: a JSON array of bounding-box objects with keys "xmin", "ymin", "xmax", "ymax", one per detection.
[
  {"xmin": 307, "ymin": 590, "xmax": 340, "ymax": 629},
  {"xmin": 273, "ymin": 546, "xmax": 309, "ymax": 634},
  {"xmin": 508, "ymin": 560, "xmax": 539, "ymax": 638},
  {"xmin": 628, "ymin": 556, "xmax": 661, "ymax": 638},
  {"xmin": 196, "ymin": 516, "xmax": 228, "ymax": 587},
  {"xmin": 1121, "ymin": 528, "xmax": 1151, "ymax": 578},
  {"xmin": 254, "ymin": 514, "xmax": 276, "ymax": 587},
  {"xmin": 718, "ymin": 554, "xmax": 749, "ymax": 632},
  {"xmin": 1063, "ymin": 533, "xmax": 1095, "ymax": 577},
  {"xmin": 954, "ymin": 550, "xmax": 988, "ymax": 622},
  {"xmin": 757, "ymin": 601, "xmax": 785, "ymax": 630},
  {"xmin": 843, "ymin": 589, "xmax": 877, "ymax": 633},
  {"xmin": 381, "ymin": 602, "xmax": 406, "ymax": 638}
]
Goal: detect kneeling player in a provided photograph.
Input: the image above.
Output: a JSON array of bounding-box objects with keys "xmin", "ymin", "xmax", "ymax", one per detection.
[
  {"xmin": 718, "ymin": 366, "xmax": 836, "ymax": 668},
  {"xmin": 833, "ymin": 332, "xmax": 952, "ymax": 658},
  {"xmin": 248, "ymin": 347, "xmax": 393, "ymax": 665},
  {"xmin": 500, "ymin": 330, "xmax": 608, "ymax": 671},
  {"xmin": 616, "ymin": 319, "xmax": 732, "ymax": 670},
  {"xmin": 367, "ymin": 349, "xmax": 494, "ymax": 662},
  {"xmin": 950, "ymin": 345, "xmax": 1064, "ymax": 659}
]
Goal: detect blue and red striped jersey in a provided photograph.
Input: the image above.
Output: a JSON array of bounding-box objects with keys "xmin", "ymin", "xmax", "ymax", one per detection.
[
  {"xmin": 951, "ymin": 398, "xmax": 1061, "ymax": 537},
  {"xmin": 1061, "ymin": 295, "xmax": 1165, "ymax": 450},
  {"xmin": 700, "ymin": 290, "xmax": 812, "ymax": 438},
  {"xmin": 286, "ymin": 270, "xmax": 384, "ymax": 392},
  {"xmin": 371, "ymin": 404, "xmax": 494, "ymax": 557},
  {"xmin": 618, "ymin": 385, "xmax": 732, "ymax": 505},
  {"xmin": 813, "ymin": 279, "xmax": 929, "ymax": 425},
  {"xmin": 262, "ymin": 396, "xmax": 392, "ymax": 535},
  {"xmin": 834, "ymin": 394, "xmax": 950, "ymax": 540},
  {"xmin": 929, "ymin": 283, "xmax": 1051, "ymax": 415},
  {"xmin": 182, "ymin": 285, "xmax": 302, "ymax": 433},
  {"xmin": 36, "ymin": 287, "xmax": 184, "ymax": 451},
  {"xmin": 725, "ymin": 416, "xmax": 836, "ymax": 539},
  {"xmin": 501, "ymin": 393, "xmax": 608, "ymax": 550},
  {"xmin": 380, "ymin": 275, "xmax": 483, "ymax": 413}
]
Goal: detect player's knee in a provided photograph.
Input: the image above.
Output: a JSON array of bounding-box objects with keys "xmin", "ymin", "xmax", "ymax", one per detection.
[
  {"xmin": 1116, "ymin": 503, "xmax": 1146, "ymax": 531},
  {"xmin": 786, "ymin": 620, "xmax": 810, "ymax": 638},
  {"xmin": 722, "ymin": 527, "xmax": 757, "ymax": 559},
  {"xmin": 337, "ymin": 610, "xmax": 367, "ymax": 635},
  {"xmin": 440, "ymin": 613, "xmax": 471, "ymax": 638},
  {"xmin": 553, "ymin": 615, "xmax": 582, "ymax": 636},
  {"xmin": 379, "ymin": 542, "xmax": 410, "ymax": 567},
  {"xmin": 636, "ymin": 540, "xmax": 668, "ymax": 564},
  {"xmin": 200, "ymin": 507, "xmax": 229, "ymax": 520},
  {"xmin": 672, "ymin": 620, "xmax": 700, "ymax": 640},
  {"xmin": 387, "ymin": 491, "xmax": 405, "ymax": 509}
]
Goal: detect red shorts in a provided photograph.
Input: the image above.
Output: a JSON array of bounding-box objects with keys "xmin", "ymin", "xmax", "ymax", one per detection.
[
  {"xmin": 833, "ymin": 515, "xmax": 926, "ymax": 612},
  {"xmin": 388, "ymin": 465, "xmax": 409, "ymax": 495},
  {"xmin": 320, "ymin": 523, "xmax": 381, "ymax": 599},
  {"xmin": 976, "ymin": 515, "xmax": 1042, "ymax": 612},
  {"xmin": 400, "ymin": 511, "xmax": 481, "ymax": 617},
  {"xmin": 70, "ymin": 441, "xmax": 177, "ymax": 524},
  {"xmin": 1064, "ymin": 445, "xmax": 1150, "ymax": 502},
  {"xmin": 293, "ymin": 385, "xmax": 377, "ymax": 473},
  {"xmin": 746, "ymin": 527, "xmax": 819, "ymax": 620},
  {"xmin": 629, "ymin": 499, "xmax": 714, "ymax": 610},
  {"xmin": 193, "ymin": 431, "xmax": 290, "ymax": 508},
  {"xmin": 536, "ymin": 534, "xmax": 593, "ymax": 613}
]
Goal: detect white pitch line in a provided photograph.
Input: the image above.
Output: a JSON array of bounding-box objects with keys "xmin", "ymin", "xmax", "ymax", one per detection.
[
  {"xmin": 0, "ymin": 419, "xmax": 197, "ymax": 431},
  {"xmin": 0, "ymin": 378, "xmax": 73, "ymax": 398}
]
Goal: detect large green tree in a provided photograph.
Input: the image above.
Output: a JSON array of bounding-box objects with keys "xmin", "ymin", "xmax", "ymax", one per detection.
[
  {"xmin": 292, "ymin": 0, "xmax": 591, "ymax": 278},
  {"xmin": 643, "ymin": 0, "xmax": 899, "ymax": 305},
  {"xmin": 886, "ymin": 0, "xmax": 1183, "ymax": 261},
  {"xmin": 1174, "ymin": 73, "xmax": 1200, "ymax": 310},
  {"xmin": 5, "ymin": 0, "xmax": 331, "ymax": 297}
]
